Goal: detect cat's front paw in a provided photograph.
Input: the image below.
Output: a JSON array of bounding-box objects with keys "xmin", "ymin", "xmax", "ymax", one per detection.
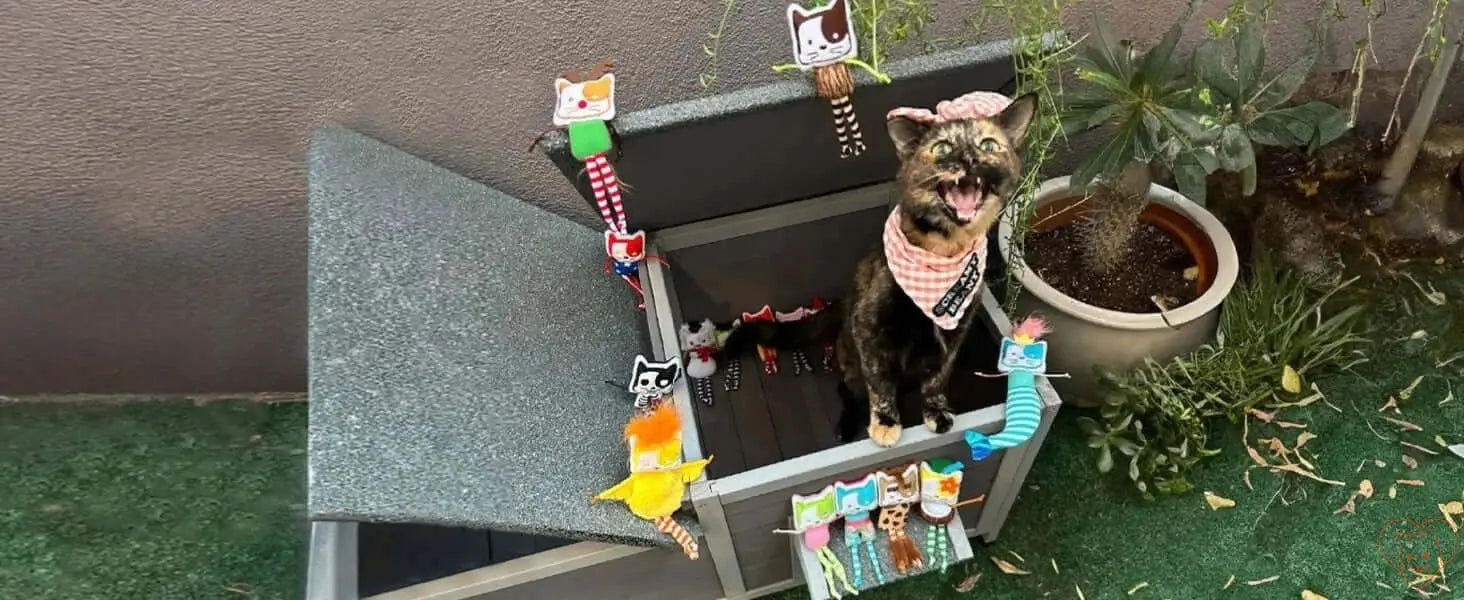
[
  {"xmin": 868, "ymin": 421, "xmax": 902, "ymax": 447},
  {"xmin": 924, "ymin": 409, "xmax": 954, "ymax": 434}
]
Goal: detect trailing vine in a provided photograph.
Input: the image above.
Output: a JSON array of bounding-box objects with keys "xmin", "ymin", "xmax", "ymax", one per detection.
[
  {"xmin": 976, "ymin": 0, "xmax": 1079, "ymax": 314},
  {"xmin": 699, "ymin": 0, "xmax": 738, "ymax": 90}
]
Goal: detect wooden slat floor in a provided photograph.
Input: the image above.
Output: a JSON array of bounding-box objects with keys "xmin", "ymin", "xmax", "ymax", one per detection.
[
  {"xmin": 358, "ymin": 524, "xmax": 573, "ymax": 596},
  {"xmin": 666, "ymin": 206, "xmax": 1008, "ymax": 479}
]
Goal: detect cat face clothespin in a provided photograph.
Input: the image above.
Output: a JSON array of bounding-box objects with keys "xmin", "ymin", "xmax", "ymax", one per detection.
[
  {"xmin": 778, "ymin": 0, "xmax": 890, "ymax": 158},
  {"xmin": 808, "ymin": 296, "xmax": 837, "ymax": 373},
  {"xmin": 679, "ymin": 319, "xmax": 719, "ymax": 406},
  {"xmin": 917, "ymin": 459, "xmax": 965, "ymax": 573},
  {"xmin": 742, "ymin": 305, "xmax": 778, "ymax": 375},
  {"xmin": 627, "ymin": 354, "xmax": 683, "ymax": 411},
  {"xmin": 774, "ymin": 306, "xmax": 816, "ymax": 375},
  {"xmin": 549, "ymin": 61, "xmax": 659, "ymax": 309},
  {"xmin": 834, "ymin": 473, "xmax": 886, "ymax": 588},
  {"xmin": 875, "ymin": 462, "xmax": 923, "ymax": 575},
  {"xmin": 791, "ymin": 486, "xmax": 857, "ymax": 598},
  {"xmin": 591, "ymin": 403, "xmax": 713, "ymax": 560},
  {"xmin": 965, "ymin": 315, "xmax": 1056, "ymax": 461}
]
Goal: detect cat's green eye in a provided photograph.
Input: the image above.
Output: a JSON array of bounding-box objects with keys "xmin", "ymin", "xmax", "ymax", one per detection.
[
  {"xmin": 979, "ymin": 138, "xmax": 1001, "ymax": 153},
  {"xmin": 930, "ymin": 141, "xmax": 954, "ymax": 157}
]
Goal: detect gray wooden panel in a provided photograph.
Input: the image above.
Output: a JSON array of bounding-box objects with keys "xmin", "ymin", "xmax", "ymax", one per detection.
[
  {"xmin": 470, "ymin": 546, "xmax": 723, "ymax": 600},
  {"xmin": 720, "ymin": 438, "xmax": 1006, "ymax": 590},
  {"xmin": 540, "ymin": 42, "xmax": 1020, "ymax": 230}
]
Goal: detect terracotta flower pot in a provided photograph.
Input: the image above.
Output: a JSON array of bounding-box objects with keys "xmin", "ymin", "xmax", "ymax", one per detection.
[{"xmin": 996, "ymin": 176, "xmax": 1241, "ymax": 406}]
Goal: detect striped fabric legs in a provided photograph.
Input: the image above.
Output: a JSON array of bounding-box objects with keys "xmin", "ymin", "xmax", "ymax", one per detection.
[
  {"xmin": 654, "ymin": 515, "xmax": 699, "ymax": 560},
  {"xmin": 828, "ymin": 96, "xmax": 867, "ymax": 159},
  {"xmin": 584, "ymin": 153, "xmax": 626, "ymax": 232}
]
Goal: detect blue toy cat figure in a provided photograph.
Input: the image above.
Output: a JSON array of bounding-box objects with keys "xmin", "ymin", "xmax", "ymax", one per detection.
[{"xmin": 834, "ymin": 473, "xmax": 885, "ymax": 588}]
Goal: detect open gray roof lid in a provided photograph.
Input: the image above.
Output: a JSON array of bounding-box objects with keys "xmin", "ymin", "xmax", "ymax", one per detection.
[
  {"xmin": 540, "ymin": 39, "xmax": 1021, "ymax": 231},
  {"xmin": 306, "ymin": 125, "xmax": 690, "ymax": 547}
]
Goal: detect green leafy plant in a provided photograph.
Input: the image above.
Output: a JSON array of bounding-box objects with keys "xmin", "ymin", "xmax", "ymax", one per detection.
[
  {"xmin": 1081, "ymin": 253, "xmax": 1369, "ymax": 499},
  {"xmin": 1183, "ymin": 21, "xmax": 1351, "ymax": 199},
  {"xmin": 699, "ymin": 0, "xmax": 739, "ymax": 89},
  {"xmin": 1059, "ymin": 8, "xmax": 1214, "ymax": 274},
  {"xmin": 848, "ymin": 0, "xmax": 938, "ymax": 73}
]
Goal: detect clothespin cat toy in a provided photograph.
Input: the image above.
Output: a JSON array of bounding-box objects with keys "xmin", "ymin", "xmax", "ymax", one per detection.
[
  {"xmin": 808, "ymin": 297, "xmax": 838, "ymax": 373},
  {"xmin": 536, "ymin": 60, "xmax": 659, "ymax": 308},
  {"xmin": 787, "ymin": 486, "xmax": 858, "ymax": 598},
  {"xmin": 834, "ymin": 473, "xmax": 886, "ymax": 588},
  {"xmin": 774, "ymin": 0, "xmax": 890, "ymax": 158},
  {"xmin": 875, "ymin": 463, "xmax": 923, "ymax": 576},
  {"xmin": 742, "ymin": 305, "xmax": 779, "ymax": 375},
  {"xmin": 717, "ymin": 320, "xmax": 743, "ymax": 392},
  {"xmin": 964, "ymin": 315, "xmax": 1064, "ymax": 461},
  {"xmin": 591, "ymin": 403, "xmax": 712, "ymax": 560},
  {"xmin": 916, "ymin": 459, "xmax": 965, "ymax": 573},
  {"xmin": 774, "ymin": 305, "xmax": 817, "ymax": 375},
  {"xmin": 679, "ymin": 319, "xmax": 720, "ymax": 406},
  {"xmin": 626, "ymin": 354, "xmax": 683, "ymax": 411}
]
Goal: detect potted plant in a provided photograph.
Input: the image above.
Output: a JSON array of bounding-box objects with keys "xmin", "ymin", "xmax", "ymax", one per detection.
[{"xmin": 997, "ymin": 12, "xmax": 1349, "ymax": 405}]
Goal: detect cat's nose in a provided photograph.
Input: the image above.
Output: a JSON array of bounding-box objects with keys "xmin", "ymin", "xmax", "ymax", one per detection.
[{"xmin": 820, "ymin": 44, "xmax": 828, "ymax": 50}]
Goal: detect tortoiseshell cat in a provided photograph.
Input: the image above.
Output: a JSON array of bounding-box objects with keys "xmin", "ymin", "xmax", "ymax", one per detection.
[{"xmin": 725, "ymin": 93, "xmax": 1036, "ymax": 447}]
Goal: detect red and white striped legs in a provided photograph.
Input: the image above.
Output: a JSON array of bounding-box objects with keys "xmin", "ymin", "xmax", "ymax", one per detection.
[
  {"xmin": 585, "ymin": 153, "xmax": 626, "ymax": 232},
  {"xmin": 654, "ymin": 515, "xmax": 699, "ymax": 560}
]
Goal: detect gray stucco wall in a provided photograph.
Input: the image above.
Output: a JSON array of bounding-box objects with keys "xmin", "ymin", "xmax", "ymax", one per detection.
[{"xmin": 0, "ymin": 1, "xmax": 1445, "ymax": 393}]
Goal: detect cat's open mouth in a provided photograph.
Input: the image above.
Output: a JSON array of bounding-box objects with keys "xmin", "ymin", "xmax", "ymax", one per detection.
[{"xmin": 937, "ymin": 175, "xmax": 985, "ymax": 223}]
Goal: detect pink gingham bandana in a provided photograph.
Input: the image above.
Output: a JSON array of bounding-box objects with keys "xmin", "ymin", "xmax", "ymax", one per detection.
[
  {"xmin": 883, "ymin": 207, "xmax": 987, "ymax": 330},
  {"xmin": 886, "ymin": 90, "xmax": 1012, "ymax": 124}
]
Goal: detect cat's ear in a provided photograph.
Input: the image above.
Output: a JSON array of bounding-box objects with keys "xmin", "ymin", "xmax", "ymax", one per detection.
[
  {"xmin": 787, "ymin": 3, "xmax": 810, "ymax": 27},
  {"xmin": 996, "ymin": 93, "xmax": 1038, "ymax": 148},
  {"xmin": 555, "ymin": 78, "xmax": 573, "ymax": 92},
  {"xmin": 633, "ymin": 354, "xmax": 651, "ymax": 371},
  {"xmin": 887, "ymin": 116, "xmax": 929, "ymax": 161}
]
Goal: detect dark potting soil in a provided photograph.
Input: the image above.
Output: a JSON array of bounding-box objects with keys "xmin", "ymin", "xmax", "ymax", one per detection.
[{"xmin": 1023, "ymin": 220, "xmax": 1199, "ymax": 313}]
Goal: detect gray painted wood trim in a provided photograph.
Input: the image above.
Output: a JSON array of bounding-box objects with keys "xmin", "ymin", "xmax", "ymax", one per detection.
[
  {"xmin": 652, "ymin": 183, "xmax": 894, "ymax": 251},
  {"xmin": 363, "ymin": 541, "xmax": 648, "ymax": 600},
  {"xmin": 643, "ymin": 245, "xmax": 706, "ymax": 463},
  {"xmin": 692, "ymin": 480, "xmax": 748, "ymax": 596},
  {"xmin": 307, "ymin": 521, "xmax": 359, "ymax": 600}
]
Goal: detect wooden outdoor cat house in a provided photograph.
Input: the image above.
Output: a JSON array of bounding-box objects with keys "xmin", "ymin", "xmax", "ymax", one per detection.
[{"xmin": 305, "ymin": 37, "xmax": 1062, "ymax": 600}]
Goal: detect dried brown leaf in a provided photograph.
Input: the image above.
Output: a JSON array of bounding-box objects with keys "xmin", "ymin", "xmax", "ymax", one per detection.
[
  {"xmin": 992, "ymin": 557, "xmax": 1030, "ymax": 575},
  {"xmin": 1403, "ymin": 441, "xmax": 1440, "ymax": 456},
  {"xmin": 1224, "ymin": 575, "xmax": 1236, "ymax": 589},
  {"xmin": 1127, "ymin": 581, "xmax": 1149, "ymax": 595},
  {"xmin": 1244, "ymin": 470, "xmax": 1254, "ymax": 490},
  {"xmin": 1359, "ymin": 480, "xmax": 1375, "ymax": 498},
  {"xmin": 1267, "ymin": 438, "xmax": 1288, "ymax": 454},
  {"xmin": 1449, "ymin": 444, "xmax": 1464, "ymax": 459},
  {"xmin": 1296, "ymin": 432, "xmax": 1317, "ymax": 449},
  {"xmin": 1403, "ymin": 454, "xmax": 1420, "ymax": 470},
  {"xmin": 1301, "ymin": 591, "xmax": 1329, "ymax": 600},
  {"xmin": 1076, "ymin": 584, "xmax": 1087, "ymax": 600},
  {"xmin": 1205, "ymin": 491, "xmax": 1236, "ymax": 510},
  {"xmin": 954, "ymin": 572, "xmax": 981, "ymax": 593},
  {"xmin": 1247, "ymin": 446, "xmax": 1269, "ymax": 466},
  {"xmin": 1250, "ymin": 408, "xmax": 1276, "ymax": 423},
  {"xmin": 1398, "ymin": 479, "xmax": 1426, "ymax": 487},
  {"xmin": 1380, "ymin": 397, "xmax": 1399, "ymax": 413},
  {"xmin": 1276, "ymin": 421, "xmax": 1308, "ymax": 429},
  {"xmin": 1441, "ymin": 503, "xmax": 1461, "ymax": 533},
  {"xmin": 1334, "ymin": 497, "xmax": 1357, "ymax": 515},
  {"xmin": 1375, "ymin": 459, "xmax": 1388, "ymax": 468},
  {"xmin": 1051, "ymin": 558, "xmax": 1059, "ymax": 574},
  {"xmin": 1008, "ymin": 550, "xmax": 1025, "ymax": 563},
  {"xmin": 1271, "ymin": 463, "xmax": 1345, "ymax": 486},
  {"xmin": 1389, "ymin": 484, "xmax": 1398, "ymax": 499},
  {"xmin": 1383, "ymin": 416, "xmax": 1424, "ymax": 432},
  {"xmin": 1399, "ymin": 376, "xmax": 1425, "ymax": 400},
  {"xmin": 1247, "ymin": 575, "xmax": 1281, "ymax": 586},
  {"xmin": 1437, "ymin": 435, "xmax": 1450, "ymax": 448}
]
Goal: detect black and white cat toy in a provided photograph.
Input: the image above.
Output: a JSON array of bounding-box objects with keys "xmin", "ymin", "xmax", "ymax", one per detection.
[
  {"xmin": 627, "ymin": 354, "xmax": 683, "ymax": 411},
  {"xmin": 679, "ymin": 319, "xmax": 720, "ymax": 406}
]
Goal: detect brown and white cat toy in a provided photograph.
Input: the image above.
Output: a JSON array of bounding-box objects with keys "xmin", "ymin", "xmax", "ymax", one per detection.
[
  {"xmin": 876, "ymin": 462, "xmax": 923, "ymax": 575},
  {"xmin": 783, "ymin": 0, "xmax": 888, "ymax": 158}
]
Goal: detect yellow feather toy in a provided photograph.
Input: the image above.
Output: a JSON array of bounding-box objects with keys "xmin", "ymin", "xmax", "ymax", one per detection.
[{"xmin": 591, "ymin": 402, "xmax": 712, "ymax": 559}]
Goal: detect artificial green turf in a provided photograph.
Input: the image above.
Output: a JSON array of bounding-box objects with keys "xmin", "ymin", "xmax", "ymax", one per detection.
[
  {"xmin": 0, "ymin": 276, "xmax": 1460, "ymax": 600},
  {"xmin": 0, "ymin": 400, "xmax": 307, "ymax": 600}
]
